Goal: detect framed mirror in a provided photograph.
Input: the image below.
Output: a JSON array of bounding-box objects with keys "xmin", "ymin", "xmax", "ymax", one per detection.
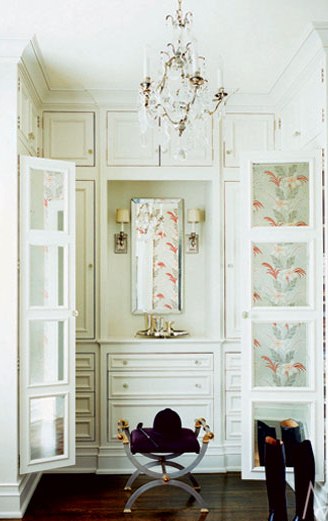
[{"xmin": 131, "ymin": 197, "xmax": 183, "ymax": 314}]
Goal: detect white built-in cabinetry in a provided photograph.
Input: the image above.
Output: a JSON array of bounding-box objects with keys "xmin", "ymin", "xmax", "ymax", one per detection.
[
  {"xmin": 222, "ymin": 113, "xmax": 275, "ymax": 171},
  {"xmin": 17, "ymin": 70, "xmax": 41, "ymax": 157},
  {"xmin": 43, "ymin": 111, "xmax": 95, "ymax": 166},
  {"xmin": 76, "ymin": 181, "xmax": 95, "ymax": 340},
  {"xmin": 106, "ymin": 110, "xmax": 213, "ymax": 166},
  {"xmin": 278, "ymin": 55, "xmax": 325, "ymax": 151}
]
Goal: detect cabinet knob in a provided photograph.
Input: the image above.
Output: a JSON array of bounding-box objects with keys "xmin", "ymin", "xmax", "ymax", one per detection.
[
  {"xmin": 227, "ymin": 263, "xmax": 234, "ymax": 268},
  {"xmin": 28, "ymin": 132, "xmax": 35, "ymax": 141},
  {"xmin": 195, "ymin": 383, "xmax": 202, "ymax": 388},
  {"xmin": 123, "ymin": 383, "xmax": 129, "ymax": 389},
  {"xmin": 72, "ymin": 309, "xmax": 79, "ymax": 317},
  {"xmin": 242, "ymin": 311, "xmax": 249, "ymax": 319},
  {"xmin": 226, "ymin": 149, "xmax": 232, "ymax": 155},
  {"xmin": 293, "ymin": 131, "xmax": 301, "ymax": 137},
  {"xmin": 88, "ymin": 263, "xmax": 93, "ymax": 268},
  {"xmin": 88, "ymin": 149, "xmax": 93, "ymax": 155},
  {"xmin": 194, "ymin": 360, "xmax": 201, "ymax": 365}
]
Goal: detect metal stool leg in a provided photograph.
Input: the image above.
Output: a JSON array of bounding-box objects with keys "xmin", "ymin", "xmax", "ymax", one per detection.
[{"xmin": 123, "ymin": 478, "xmax": 208, "ymax": 513}]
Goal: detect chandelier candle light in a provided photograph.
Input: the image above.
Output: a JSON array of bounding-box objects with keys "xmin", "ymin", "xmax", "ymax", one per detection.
[{"xmin": 139, "ymin": 0, "xmax": 228, "ymax": 158}]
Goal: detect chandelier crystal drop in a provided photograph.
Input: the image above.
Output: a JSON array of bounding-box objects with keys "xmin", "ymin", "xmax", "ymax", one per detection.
[{"xmin": 138, "ymin": 0, "xmax": 228, "ymax": 157}]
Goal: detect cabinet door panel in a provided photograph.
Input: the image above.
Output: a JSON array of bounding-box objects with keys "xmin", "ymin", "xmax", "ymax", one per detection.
[
  {"xmin": 43, "ymin": 112, "xmax": 95, "ymax": 166},
  {"xmin": 20, "ymin": 156, "xmax": 76, "ymax": 474},
  {"xmin": 223, "ymin": 114, "xmax": 274, "ymax": 168},
  {"xmin": 240, "ymin": 151, "xmax": 324, "ymax": 480},
  {"xmin": 224, "ymin": 182, "xmax": 241, "ymax": 338},
  {"xmin": 107, "ymin": 111, "xmax": 159, "ymax": 166},
  {"xmin": 76, "ymin": 181, "xmax": 95, "ymax": 339}
]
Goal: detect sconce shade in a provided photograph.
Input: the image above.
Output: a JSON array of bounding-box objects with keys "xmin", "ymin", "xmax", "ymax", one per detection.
[
  {"xmin": 116, "ymin": 208, "xmax": 130, "ymax": 224},
  {"xmin": 187, "ymin": 208, "xmax": 201, "ymax": 223}
]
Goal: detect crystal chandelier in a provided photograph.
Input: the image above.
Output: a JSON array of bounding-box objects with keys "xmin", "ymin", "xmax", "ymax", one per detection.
[{"xmin": 138, "ymin": 0, "xmax": 228, "ymax": 157}]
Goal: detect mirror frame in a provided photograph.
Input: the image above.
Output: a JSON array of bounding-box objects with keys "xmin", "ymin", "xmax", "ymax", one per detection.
[{"xmin": 131, "ymin": 197, "xmax": 184, "ymax": 314}]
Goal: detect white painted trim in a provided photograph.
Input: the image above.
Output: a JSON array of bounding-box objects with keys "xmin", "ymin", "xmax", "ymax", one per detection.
[{"xmin": 0, "ymin": 473, "xmax": 41, "ymax": 519}]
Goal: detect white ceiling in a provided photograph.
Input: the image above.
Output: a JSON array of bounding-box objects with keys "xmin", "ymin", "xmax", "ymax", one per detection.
[{"xmin": 2, "ymin": 0, "xmax": 328, "ymax": 95}]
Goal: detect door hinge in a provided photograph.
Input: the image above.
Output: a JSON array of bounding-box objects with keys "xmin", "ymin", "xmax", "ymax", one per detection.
[
  {"xmin": 322, "ymin": 108, "xmax": 325, "ymax": 123},
  {"xmin": 17, "ymin": 78, "xmax": 21, "ymax": 92},
  {"xmin": 17, "ymin": 356, "xmax": 20, "ymax": 371},
  {"xmin": 322, "ymin": 148, "xmax": 325, "ymax": 174},
  {"xmin": 37, "ymin": 115, "xmax": 41, "ymax": 129},
  {"xmin": 275, "ymin": 117, "xmax": 282, "ymax": 131},
  {"xmin": 17, "ymin": 156, "xmax": 20, "ymax": 176},
  {"xmin": 321, "ymin": 68, "xmax": 325, "ymax": 83},
  {"xmin": 17, "ymin": 115, "xmax": 21, "ymax": 130}
]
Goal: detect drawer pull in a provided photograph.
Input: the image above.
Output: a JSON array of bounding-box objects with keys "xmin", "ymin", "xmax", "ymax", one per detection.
[
  {"xmin": 194, "ymin": 360, "xmax": 201, "ymax": 365},
  {"xmin": 122, "ymin": 383, "xmax": 129, "ymax": 389}
]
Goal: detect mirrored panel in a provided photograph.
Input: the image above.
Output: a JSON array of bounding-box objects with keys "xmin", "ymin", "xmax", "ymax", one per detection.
[
  {"xmin": 30, "ymin": 169, "xmax": 65, "ymax": 231},
  {"xmin": 253, "ymin": 402, "xmax": 311, "ymax": 468},
  {"xmin": 252, "ymin": 162, "xmax": 309, "ymax": 227},
  {"xmin": 131, "ymin": 198, "xmax": 183, "ymax": 314},
  {"xmin": 29, "ymin": 395, "xmax": 65, "ymax": 461},
  {"xmin": 29, "ymin": 245, "xmax": 65, "ymax": 307},
  {"xmin": 29, "ymin": 320, "xmax": 65, "ymax": 385},
  {"xmin": 252, "ymin": 242, "xmax": 308, "ymax": 307}
]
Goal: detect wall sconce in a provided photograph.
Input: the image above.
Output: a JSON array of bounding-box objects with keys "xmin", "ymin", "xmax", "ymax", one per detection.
[
  {"xmin": 114, "ymin": 208, "xmax": 130, "ymax": 254},
  {"xmin": 186, "ymin": 208, "xmax": 203, "ymax": 254}
]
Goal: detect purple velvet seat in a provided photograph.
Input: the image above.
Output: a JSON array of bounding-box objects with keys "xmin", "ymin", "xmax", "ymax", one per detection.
[{"xmin": 130, "ymin": 427, "xmax": 200, "ymax": 454}]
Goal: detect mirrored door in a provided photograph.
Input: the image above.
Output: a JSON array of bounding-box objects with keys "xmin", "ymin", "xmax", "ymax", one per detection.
[
  {"xmin": 19, "ymin": 156, "xmax": 76, "ymax": 473},
  {"xmin": 240, "ymin": 151, "xmax": 324, "ymax": 481}
]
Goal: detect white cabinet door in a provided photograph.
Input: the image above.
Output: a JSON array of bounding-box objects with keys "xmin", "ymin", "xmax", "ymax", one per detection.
[
  {"xmin": 19, "ymin": 156, "xmax": 76, "ymax": 474},
  {"xmin": 161, "ymin": 118, "xmax": 213, "ymax": 166},
  {"xmin": 18, "ymin": 75, "xmax": 40, "ymax": 157},
  {"xmin": 223, "ymin": 114, "xmax": 274, "ymax": 168},
  {"xmin": 240, "ymin": 151, "xmax": 324, "ymax": 480},
  {"xmin": 43, "ymin": 112, "xmax": 95, "ymax": 166},
  {"xmin": 76, "ymin": 181, "xmax": 95, "ymax": 339},
  {"xmin": 107, "ymin": 111, "xmax": 159, "ymax": 166},
  {"xmin": 280, "ymin": 66, "xmax": 324, "ymax": 151},
  {"xmin": 224, "ymin": 182, "xmax": 241, "ymax": 338}
]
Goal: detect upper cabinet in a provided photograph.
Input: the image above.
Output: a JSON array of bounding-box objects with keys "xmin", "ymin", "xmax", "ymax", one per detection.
[
  {"xmin": 107, "ymin": 111, "xmax": 159, "ymax": 166},
  {"xmin": 18, "ymin": 73, "xmax": 41, "ymax": 157},
  {"xmin": 279, "ymin": 63, "xmax": 325, "ymax": 151},
  {"xmin": 106, "ymin": 110, "xmax": 213, "ymax": 167},
  {"xmin": 43, "ymin": 111, "xmax": 95, "ymax": 166},
  {"xmin": 222, "ymin": 113, "xmax": 275, "ymax": 169}
]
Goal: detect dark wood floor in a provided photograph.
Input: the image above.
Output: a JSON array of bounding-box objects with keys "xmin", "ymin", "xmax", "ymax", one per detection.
[{"xmin": 15, "ymin": 473, "xmax": 295, "ymax": 521}]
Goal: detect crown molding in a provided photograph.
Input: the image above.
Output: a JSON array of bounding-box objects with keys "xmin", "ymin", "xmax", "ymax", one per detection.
[
  {"xmin": 0, "ymin": 38, "xmax": 31, "ymax": 62},
  {"xmin": 270, "ymin": 22, "xmax": 328, "ymax": 108}
]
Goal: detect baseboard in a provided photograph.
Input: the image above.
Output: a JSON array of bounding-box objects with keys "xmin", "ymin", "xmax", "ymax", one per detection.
[{"xmin": 0, "ymin": 472, "xmax": 41, "ymax": 519}]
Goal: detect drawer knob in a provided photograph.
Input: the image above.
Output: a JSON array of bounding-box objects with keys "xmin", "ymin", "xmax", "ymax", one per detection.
[
  {"xmin": 195, "ymin": 383, "xmax": 202, "ymax": 388},
  {"xmin": 122, "ymin": 360, "xmax": 128, "ymax": 366},
  {"xmin": 194, "ymin": 360, "xmax": 201, "ymax": 365},
  {"xmin": 88, "ymin": 149, "xmax": 93, "ymax": 154},
  {"xmin": 226, "ymin": 149, "xmax": 232, "ymax": 155},
  {"xmin": 123, "ymin": 383, "xmax": 128, "ymax": 389}
]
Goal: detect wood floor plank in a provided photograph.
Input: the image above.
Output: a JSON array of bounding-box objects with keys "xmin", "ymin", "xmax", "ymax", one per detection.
[{"xmin": 7, "ymin": 473, "xmax": 296, "ymax": 520}]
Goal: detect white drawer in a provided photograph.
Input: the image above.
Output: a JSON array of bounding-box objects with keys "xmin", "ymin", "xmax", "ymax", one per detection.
[
  {"xmin": 108, "ymin": 372, "xmax": 212, "ymax": 398},
  {"xmin": 76, "ymin": 418, "xmax": 95, "ymax": 441},
  {"xmin": 225, "ymin": 415, "xmax": 242, "ymax": 439},
  {"xmin": 225, "ymin": 352, "xmax": 241, "ymax": 370},
  {"xmin": 108, "ymin": 399, "xmax": 213, "ymax": 441},
  {"xmin": 108, "ymin": 353, "xmax": 213, "ymax": 371},
  {"xmin": 225, "ymin": 391, "xmax": 241, "ymax": 414},
  {"xmin": 76, "ymin": 371, "xmax": 95, "ymax": 391},
  {"xmin": 76, "ymin": 392, "xmax": 95, "ymax": 416},
  {"xmin": 76, "ymin": 353, "xmax": 95, "ymax": 371},
  {"xmin": 225, "ymin": 370, "xmax": 241, "ymax": 390}
]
